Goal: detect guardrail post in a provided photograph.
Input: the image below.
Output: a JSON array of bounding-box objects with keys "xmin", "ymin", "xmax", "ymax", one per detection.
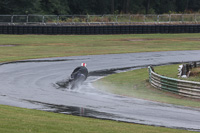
[
  {"xmin": 193, "ymin": 62, "xmax": 197, "ymax": 68},
  {"xmin": 102, "ymin": 15, "xmax": 104, "ymax": 23},
  {"xmin": 148, "ymin": 66, "xmax": 155, "ymax": 83},
  {"xmin": 11, "ymin": 15, "xmax": 14, "ymax": 24},
  {"xmin": 72, "ymin": 15, "xmax": 74, "ymax": 23},
  {"xmin": 42, "ymin": 15, "xmax": 44, "ymax": 24},
  {"xmin": 148, "ymin": 66, "xmax": 152, "ymax": 83},
  {"xmin": 182, "ymin": 14, "xmax": 184, "ymax": 23},
  {"xmin": 57, "ymin": 15, "xmax": 60, "ymax": 24},
  {"xmin": 182, "ymin": 64, "xmax": 187, "ymax": 77},
  {"xmin": 26, "ymin": 15, "xmax": 28, "ymax": 24}
]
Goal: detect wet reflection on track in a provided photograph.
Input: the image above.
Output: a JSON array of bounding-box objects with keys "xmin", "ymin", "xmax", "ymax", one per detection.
[{"xmin": 25, "ymin": 100, "xmax": 117, "ymax": 119}]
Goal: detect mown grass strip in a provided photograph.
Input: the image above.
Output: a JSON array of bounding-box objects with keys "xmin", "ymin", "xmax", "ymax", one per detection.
[
  {"xmin": 1, "ymin": 34, "xmax": 200, "ymax": 62},
  {"xmin": 0, "ymin": 105, "xmax": 195, "ymax": 133}
]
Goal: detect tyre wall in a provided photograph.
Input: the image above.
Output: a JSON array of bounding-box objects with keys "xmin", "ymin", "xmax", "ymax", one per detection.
[{"xmin": 0, "ymin": 25, "xmax": 200, "ymax": 34}]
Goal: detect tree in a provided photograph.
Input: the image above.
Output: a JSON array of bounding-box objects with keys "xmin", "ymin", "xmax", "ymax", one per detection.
[
  {"xmin": 40, "ymin": 0, "xmax": 70, "ymax": 15},
  {"xmin": 0, "ymin": 0, "xmax": 7, "ymax": 14},
  {"xmin": 122, "ymin": 0, "xmax": 130, "ymax": 13},
  {"xmin": 145, "ymin": 0, "xmax": 150, "ymax": 14},
  {"xmin": 1, "ymin": 0, "xmax": 200, "ymax": 15},
  {"xmin": 188, "ymin": 0, "xmax": 200, "ymax": 12},
  {"xmin": 5, "ymin": 0, "xmax": 41, "ymax": 14},
  {"xmin": 111, "ymin": 0, "xmax": 115, "ymax": 13},
  {"xmin": 129, "ymin": 0, "xmax": 146, "ymax": 14}
]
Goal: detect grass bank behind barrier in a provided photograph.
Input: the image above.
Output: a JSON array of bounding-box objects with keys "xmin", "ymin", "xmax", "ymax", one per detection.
[
  {"xmin": 155, "ymin": 64, "xmax": 200, "ymax": 82},
  {"xmin": 1, "ymin": 34, "xmax": 200, "ymax": 62}
]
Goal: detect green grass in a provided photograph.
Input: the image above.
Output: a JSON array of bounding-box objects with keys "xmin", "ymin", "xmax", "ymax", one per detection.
[
  {"xmin": 93, "ymin": 66, "xmax": 200, "ymax": 108},
  {"xmin": 0, "ymin": 105, "xmax": 195, "ymax": 133},
  {"xmin": 1, "ymin": 34, "xmax": 200, "ymax": 133},
  {"xmin": 1, "ymin": 34, "xmax": 200, "ymax": 62},
  {"xmin": 155, "ymin": 64, "xmax": 200, "ymax": 82}
]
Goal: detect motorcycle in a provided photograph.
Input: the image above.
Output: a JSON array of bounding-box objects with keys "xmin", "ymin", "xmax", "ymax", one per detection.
[
  {"xmin": 68, "ymin": 73, "xmax": 86, "ymax": 89},
  {"xmin": 55, "ymin": 64, "xmax": 88, "ymax": 90}
]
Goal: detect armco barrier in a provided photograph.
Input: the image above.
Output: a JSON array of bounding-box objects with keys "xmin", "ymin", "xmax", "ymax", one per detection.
[
  {"xmin": 148, "ymin": 66, "xmax": 200, "ymax": 99},
  {"xmin": 0, "ymin": 25, "xmax": 200, "ymax": 34}
]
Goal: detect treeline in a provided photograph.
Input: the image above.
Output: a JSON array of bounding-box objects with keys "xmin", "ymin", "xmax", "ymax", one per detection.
[{"xmin": 0, "ymin": 0, "xmax": 200, "ymax": 15}]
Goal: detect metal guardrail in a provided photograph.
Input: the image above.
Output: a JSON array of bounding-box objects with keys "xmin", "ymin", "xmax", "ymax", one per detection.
[
  {"xmin": 148, "ymin": 66, "xmax": 200, "ymax": 99},
  {"xmin": 0, "ymin": 14, "xmax": 200, "ymax": 25}
]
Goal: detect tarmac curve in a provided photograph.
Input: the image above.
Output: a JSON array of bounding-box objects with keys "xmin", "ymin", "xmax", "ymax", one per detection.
[{"xmin": 0, "ymin": 50, "xmax": 200, "ymax": 131}]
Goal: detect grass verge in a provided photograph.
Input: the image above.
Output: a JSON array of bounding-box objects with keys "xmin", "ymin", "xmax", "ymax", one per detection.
[
  {"xmin": 93, "ymin": 65, "xmax": 200, "ymax": 108},
  {"xmin": 1, "ymin": 34, "xmax": 200, "ymax": 62},
  {"xmin": 155, "ymin": 64, "xmax": 200, "ymax": 82},
  {"xmin": 0, "ymin": 105, "xmax": 195, "ymax": 133}
]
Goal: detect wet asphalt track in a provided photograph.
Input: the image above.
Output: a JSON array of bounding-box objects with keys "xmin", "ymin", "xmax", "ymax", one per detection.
[{"xmin": 0, "ymin": 50, "xmax": 200, "ymax": 131}]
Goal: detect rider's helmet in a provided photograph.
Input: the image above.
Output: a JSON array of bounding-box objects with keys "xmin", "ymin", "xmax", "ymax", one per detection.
[{"xmin": 81, "ymin": 63, "xmax": 87, "ymax": 67}]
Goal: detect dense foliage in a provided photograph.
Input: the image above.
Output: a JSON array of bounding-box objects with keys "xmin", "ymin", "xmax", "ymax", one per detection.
[{"xmin": 0, "ymin": 0, "xmax": 200, "ymax": 15}]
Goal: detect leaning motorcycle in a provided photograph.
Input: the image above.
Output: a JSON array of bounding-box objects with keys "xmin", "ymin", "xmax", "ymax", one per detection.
[{"xmin": 69, "ymin": 73, "xmax": 86, "ymax": 89}]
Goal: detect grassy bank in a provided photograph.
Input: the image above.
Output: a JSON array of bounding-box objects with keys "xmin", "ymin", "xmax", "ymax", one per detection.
[
  {"xmin": 93, "ymin": 65, "xmax": 200, "ymax": 108},
  {"xmin": 0, "ymin": 105, "xmax": 195, "ymax": 133},
  {"xmin": 155, "ymin": 64, "xmax": 200, "ymax": 82},
  {"xmin": 1, "ymin": 34, "xmax": 200, "ymax": 62},
  {"xmin": 1, "ymin": 34, "xmax": 200, "ymax": 132}
]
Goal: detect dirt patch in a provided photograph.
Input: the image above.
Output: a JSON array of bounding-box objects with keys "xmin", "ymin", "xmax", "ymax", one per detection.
[
  {"xmin": 175, "ymin": 38, "xmax": 200, "ymax": 42},
  {"xmin": 46, "ymin": 43, "xmax": 73, "ymax": 46},
  {"xmin": 189, "ymin": 67, "xmax": 200, "ymax": 77},
  {"xmin": 186, "ymin": 38, "xmax": 200, "ymax": 41},
  {"xmin": 109, "ymin": 38, "xmax": 200, "ymax": 42},
  {"xmin": 127, "ymin": 39, "xmax": 156, "ymax": 41},
  {"xmin": 0, "ymin": 44, "xmax": 16, "ymax": 47},
  {"xmin": 109, "ymin": 38, "xmax": 161, "ymax": 42}
]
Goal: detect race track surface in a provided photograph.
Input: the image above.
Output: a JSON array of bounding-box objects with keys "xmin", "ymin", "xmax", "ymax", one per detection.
[{"xmin": 0, "ymin": 50, "xmax": 200, "ymax": 131}]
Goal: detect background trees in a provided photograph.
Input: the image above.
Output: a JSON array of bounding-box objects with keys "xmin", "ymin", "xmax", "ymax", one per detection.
[{"xmin": 0, "ymin": 0, "xmax": 200, "ymax": 15}]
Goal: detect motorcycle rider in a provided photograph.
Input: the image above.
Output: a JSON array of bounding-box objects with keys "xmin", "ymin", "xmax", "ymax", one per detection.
[{"xmin": 70, "ymin": 63, "xmax": 88, "ymax": 84}]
